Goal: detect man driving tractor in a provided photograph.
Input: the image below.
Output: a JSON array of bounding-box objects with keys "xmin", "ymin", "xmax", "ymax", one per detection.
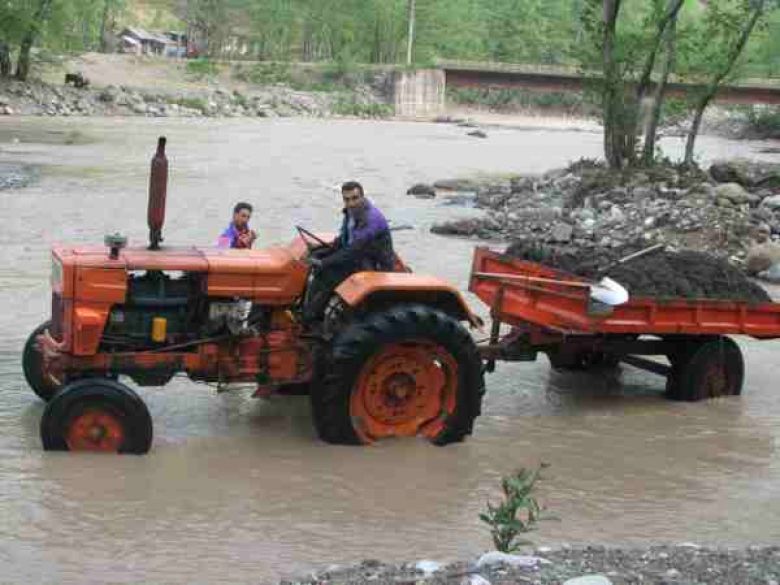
[{"xmin": 304, "ymin": 181, "xmax": 394, "ymax": 321}]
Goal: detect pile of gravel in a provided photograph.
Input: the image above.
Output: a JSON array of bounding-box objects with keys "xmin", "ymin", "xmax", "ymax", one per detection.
[{"xmin": 504, "ymin": 241, "xmax": 771, "ymax": 303}]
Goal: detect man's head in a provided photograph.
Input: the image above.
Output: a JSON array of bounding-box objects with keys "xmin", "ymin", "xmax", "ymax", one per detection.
[
  {"xmin": 233, "ymin": 202, "xmax": 253, "ymax": 229},
  {"xmin": 341, "ymin": 181, "xmax": 365, "ymax": 212}
]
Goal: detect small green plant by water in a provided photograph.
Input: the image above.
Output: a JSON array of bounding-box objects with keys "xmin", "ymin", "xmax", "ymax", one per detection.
[{"xmin": 480, "ymin": 465, "xmax": 548, "ymax": 553}]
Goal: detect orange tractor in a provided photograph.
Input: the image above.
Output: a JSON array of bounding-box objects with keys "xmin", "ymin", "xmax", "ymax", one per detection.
[
  {"xmin": 24, "ymin": 138, "xmax": 486, "ymax": 453},
  {"xmin": 28, "ymin": 139, "xmax": 774, "ymax": 455}
]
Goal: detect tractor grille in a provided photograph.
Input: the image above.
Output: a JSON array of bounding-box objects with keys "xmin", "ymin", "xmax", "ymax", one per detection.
[{"xmin": 50, "ymin": 292, "xmax": 63, "ymax": 341}]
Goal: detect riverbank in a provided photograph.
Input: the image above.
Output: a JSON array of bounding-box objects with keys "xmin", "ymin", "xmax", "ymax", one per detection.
[{"xmin": 284, "ymin": 545, "xmax": 780, "ymax": 584}]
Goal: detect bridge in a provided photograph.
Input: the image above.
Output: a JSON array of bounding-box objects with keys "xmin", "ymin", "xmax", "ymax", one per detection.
[{"xmin": 438, "ymin": 60, "xmax": 780, "ymax": 106}]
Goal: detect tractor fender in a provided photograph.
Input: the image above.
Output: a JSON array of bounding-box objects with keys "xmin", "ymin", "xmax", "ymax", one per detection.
[{"xmin": 334, "ymin": 272, "xmax": 483, "ymax": 328}]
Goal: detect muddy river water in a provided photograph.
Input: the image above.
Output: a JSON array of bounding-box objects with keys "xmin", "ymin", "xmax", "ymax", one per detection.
[{"xmin": 1, "ymin": 117, "xmax": 779, "ymax": 584}]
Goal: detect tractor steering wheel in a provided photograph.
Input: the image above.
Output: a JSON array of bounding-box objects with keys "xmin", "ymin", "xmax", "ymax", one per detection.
[{"xmin": 296, "ymin": 225, "xmax": 334, "ymax": 253}]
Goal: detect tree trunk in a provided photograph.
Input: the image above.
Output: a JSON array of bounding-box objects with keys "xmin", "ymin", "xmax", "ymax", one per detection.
[
  {"xmin": 0, "ymin": 41, "xmax": 11, "ymax": 78},
  {"xmin": 635, "ymin": 0, "xmax": 684, "ymax": 102},
  {"xmin": 641, "ymin": 16, "xmax": 677, "ymax": 165},
  {"xmin": 406, "ymin": 0, "xmax": 416, "ymax": 66},
  {"xmin": 15, "ymin": 0, "xmax": 53, "ymax": 81},
  {"xmin": 99, "ymin": 0, "xmax": 112, "ymax": 53},
  {"xmin": 602, "ymin": 0, "xmax": 623, "ymax": 169},
  {"xmin": 684, "ymin": 0, "xmax": 765, "ymax": 165}
]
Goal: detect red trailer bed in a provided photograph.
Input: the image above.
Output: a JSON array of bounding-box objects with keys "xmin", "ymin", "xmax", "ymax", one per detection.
[{"xmin": 469, "ymin": 247, "xmax": 780, "ymax": 401}]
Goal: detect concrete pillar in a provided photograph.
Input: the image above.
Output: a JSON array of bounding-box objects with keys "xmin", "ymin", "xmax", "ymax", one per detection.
[{"xmin": 393, "ymin": 69, "xmax": 445, "ymax": 119}]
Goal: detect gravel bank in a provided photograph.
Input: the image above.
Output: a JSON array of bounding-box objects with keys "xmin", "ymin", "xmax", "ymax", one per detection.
[{"xmin": 283, "ymin": 545, "xmax": 780, "ymax": 585}]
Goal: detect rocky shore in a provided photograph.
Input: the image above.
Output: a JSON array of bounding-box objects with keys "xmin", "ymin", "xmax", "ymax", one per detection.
[
  {"xmin": 283, "ymin": 545, "xmax": 780, "ymax": 585},
  {"xmin": 422, "ymin": 159, "xmax": 780, "ymax": 263},
  {"xmin": 0, "ymin": 77, "xmax": 389, "ymax": 119}
]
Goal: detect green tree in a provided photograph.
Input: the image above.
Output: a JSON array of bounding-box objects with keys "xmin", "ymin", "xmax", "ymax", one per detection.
[{"xmin": 679, "ymin": 0, "xmax": 771, "ymax": 164}]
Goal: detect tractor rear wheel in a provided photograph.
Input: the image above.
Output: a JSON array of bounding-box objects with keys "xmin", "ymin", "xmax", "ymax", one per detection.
[
  {"xmin": 40, "ymin": 378, "xmax": 153, "ymax": 454},
  {"xmin": 311, "ymin": 304, "xmax": 485, "ymax": 446},
  {"xmin": 23, "ymin": 320, "xmax": 62, "ymax": 402},
  {"xmin": 665, "ymin": 336, "xmax": 744, "ymax": 401}
]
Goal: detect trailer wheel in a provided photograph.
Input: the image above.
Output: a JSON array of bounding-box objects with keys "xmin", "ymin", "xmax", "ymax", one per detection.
[
  {"xmin": 311, "ymin": 304, "xmax": 485, "ymax": 446},
  {"xmin": 665, "ymin": 336, "xmax": 744, "ymax": 401},
  {"xmin": 40, "ymin": 378, "xmax": 153, "ymax": 454},
  {"xmin": 23, "ymin": 321, "xmax": 62, "ymax": 402}
]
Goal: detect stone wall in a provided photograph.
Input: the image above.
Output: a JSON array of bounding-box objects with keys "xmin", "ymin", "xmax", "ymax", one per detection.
[{"xmin": 393, "ymin": 69, "xmax": 445, "ymax": 119}]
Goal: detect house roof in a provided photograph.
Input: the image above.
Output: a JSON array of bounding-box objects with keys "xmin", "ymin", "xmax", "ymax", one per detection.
[{"xmin": 121, "ymin": 27, "xmax": 171, "ymax": 45}]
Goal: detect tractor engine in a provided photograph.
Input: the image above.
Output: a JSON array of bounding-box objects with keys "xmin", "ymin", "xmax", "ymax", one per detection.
[{"xmin": 100, "ymin": 270, "xmax": 272, "ymax": 352}]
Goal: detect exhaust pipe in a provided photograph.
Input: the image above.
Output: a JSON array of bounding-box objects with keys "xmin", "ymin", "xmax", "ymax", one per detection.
[{"xmin": 147, "ymin": 136, "xmax": 168, "ymax": 250}]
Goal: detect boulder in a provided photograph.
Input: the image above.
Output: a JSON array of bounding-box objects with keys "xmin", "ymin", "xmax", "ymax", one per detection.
[
  {"xmin": 761, "ymin": 195, "xmax": 780, "ymax": 211},
  {"xmin": 745, "ymin": 242, "xmax": 780, "ymax": 275},
  {"xmin": 433, "ymin": 178, "xmax": 480, "ymax": 192},
  {"xmin": 715, "ymin": 182, "xmax": 750, "ymax": 205},
  {"xmin": 710, "ymin": 159, "xmax": 780, "ymax": 189},
  {"xmin": 430, "ymin": 218, "xmax": 481, "ymax": 236},
  {"xmin": 406, "ymin": 183, "xmax": 436, "ymax": 198}
]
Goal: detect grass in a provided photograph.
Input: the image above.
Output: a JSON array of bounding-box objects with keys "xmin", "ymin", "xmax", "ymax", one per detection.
[{"xmin": 185, "ymin": 58, "xmax": 220, "ymax": 79}]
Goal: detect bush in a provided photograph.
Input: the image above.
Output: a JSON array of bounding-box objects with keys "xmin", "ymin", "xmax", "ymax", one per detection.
[
  {"xmin": 447, "ymin": 87, "xmax": 597, "ymax": 116},
  {"xmin": 479, "ymin": 466, "xmax": 549, "ymax": 553},
  {"xmin": 743, "ymin": 105, "xmax": 780, "ymax": 139},
  {"xmin": 174, "ymin": 96, "xmax": 208, "ymax": 112},
  {"xmin": 186, "ymin": 58, "xmax": 220, "ymax": 79},
  {"xmin": 332, "ymin": 98, "xmax": 393, "ymax": 118}
]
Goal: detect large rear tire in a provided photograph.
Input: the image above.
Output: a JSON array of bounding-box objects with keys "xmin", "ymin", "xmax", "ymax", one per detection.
[
  {"xmin": 40, "ymin": 378, "xmax": 153, "ymax": 454},
  {"xmin": 23, "ymin": 321, "xmax": 61, "ymax": 402},
  {"xmin": 311, "ymin": 305, "xmax": 485, "ymax": 446},
  {"xmin": 665, "ymin": 336, "xmax": 744, "ymax": 401}
]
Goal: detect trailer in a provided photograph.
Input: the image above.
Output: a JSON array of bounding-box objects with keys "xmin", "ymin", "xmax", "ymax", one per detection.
[{"xmin": 470, "ymin": 247, "xmax": 780, "ymax": 401}]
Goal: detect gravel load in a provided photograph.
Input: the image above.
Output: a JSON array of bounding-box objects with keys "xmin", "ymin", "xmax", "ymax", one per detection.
[{"xmin": 504, "ymin": 241, "xmax": 771, "ymax": 303}]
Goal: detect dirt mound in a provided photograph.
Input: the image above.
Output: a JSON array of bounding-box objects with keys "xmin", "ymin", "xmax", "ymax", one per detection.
[{"xmin": 505, "ymin": 241, "xmax": 771, "ymax": 303}]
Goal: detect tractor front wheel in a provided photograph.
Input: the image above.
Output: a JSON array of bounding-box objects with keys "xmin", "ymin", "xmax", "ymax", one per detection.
[
  {"xmin": 40, "ymin": 378, "xmax": 153, "ymax": 454},
  {"xmin": 311, "ymin": 305, "xmax": 485, "ymax": 446}
]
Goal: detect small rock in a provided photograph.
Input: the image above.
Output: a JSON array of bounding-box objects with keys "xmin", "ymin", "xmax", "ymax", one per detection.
[
  {"xmin": 665, "ymin": 568, "xmax": 681, "ymax": 578},
  {"xmin": 551, "ymin": 222, "xmax": 574, "ymax": 242},
  {"xmin": 758, "ymin": 262, "xmax": 780, "ymax": 283},
  {"xmin": 609, "ymin": 206, "xmax": 626, "ymax": 223},
  {"xmin": 467, "ymin": 130, "xmax": 488, "ymax": 138},
  {"xmin": 415, "ymin": 560, "xmax": 442, "ymax": 576},
  {"xmin": 563, "ymin": 576, "xmax": 613, "ymax": 585},
  {"xmin": 476, "ymin": 552, "xmax": 548, "ymax": 569},
  {"xmin": 406, "ymin": 183, "xmax": 436, "ymax": 199},
  {"xmin": 633, "ymin": 186, "xmax": 656, "ymax": 200}
]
